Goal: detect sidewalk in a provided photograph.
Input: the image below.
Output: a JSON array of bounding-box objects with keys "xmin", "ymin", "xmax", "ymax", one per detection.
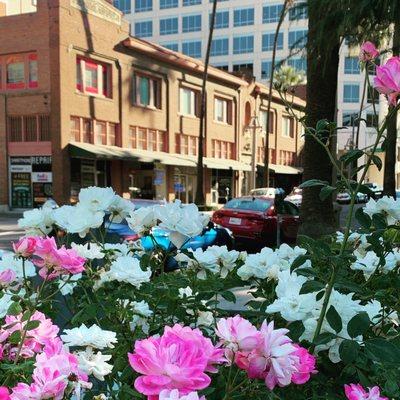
[{"xmin": 0, "ymin": 213, "xmax": 23, "ymax": 251}]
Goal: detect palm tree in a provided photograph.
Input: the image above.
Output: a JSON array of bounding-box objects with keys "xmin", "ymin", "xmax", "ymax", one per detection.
[
  {"xmin": 263, "ymin": 0, "xmax": 293, "ymax": 187},
  {"xmin": 195, "ymin": 0, "xmax": 218, "ymax": 206}
]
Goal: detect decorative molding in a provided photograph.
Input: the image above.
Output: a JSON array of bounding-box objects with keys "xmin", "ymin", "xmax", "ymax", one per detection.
[{"xmin": 70, "ymin": 0, "xmax": 122, "ymax": 26}]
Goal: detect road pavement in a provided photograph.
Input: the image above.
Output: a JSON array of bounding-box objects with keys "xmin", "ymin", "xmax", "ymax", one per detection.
[{"xmin": 0, "ymin": 213, "xmax": 23, "ymax": 251}]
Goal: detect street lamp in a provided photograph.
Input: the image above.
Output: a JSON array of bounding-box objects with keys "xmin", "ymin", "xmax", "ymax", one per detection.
[{"xmin": 245, "ymin": 112, "xmax": 262, "ymax": 190}]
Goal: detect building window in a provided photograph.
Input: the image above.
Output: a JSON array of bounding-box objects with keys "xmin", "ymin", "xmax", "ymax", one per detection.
[
  {"xmin": 366, "ymin": 113, "xmax": 378, "ymax": 128},
  {"xmin": 160, "ymin": 17, "xmax": 178, "ymax": 35},
  {"xmin": 288, "ymin": 30, "xmax": 307, "ymax": 49},
  {"xmin": 232, "ymin": 63, "xmax": 253, "ymax": 74},
  {"xmin": 263, "ymin": 4, "xmax": 283, "ymax": 23},
  {"xmin": 344, "ymin": 57, "xmax": 360, "ymax": 74},
  {"xmin": 182, "ymin": 41, "xmax": 202, "ymax": 58},
  {"xmin": 213, "ymin": 11, "xmax": 229, "ymax": 29},
  {"xmin": 282, "ymin": 116, "xmax": 294, "ymax": 138},
  {"xmin": 132, "ymin": 129, "xmax": 167, "ymax": 151},
  {"xmin": 162, "ymin": 42, "xmax": 179, "ymax": 51},
  {"xmin": 135, "ymin": 21, "xmax": 153, "ymax": 37},
  {"xmin": 215, "ymin": 64, "xmax": 229, "ymax": 71},
  {"xmin": 135, "ymin": 0, "xmax": 152, "ymax": 12},
  {"xmin": 233, "ymin": 35, "xmax": 254, "ymax": 54},
  {"xmin": 0, "ymin": 53, "xmax": 38, "ymax": 91},
  {"xmin": 183, "ymin": 0, "xmax": 201, "ymax": 6},
  {"xmin": 211, "ymin": 38, "xmax": 229, "ymax": 56},
  {"xmin": 175, "ymin": 134, "xmax": 198, "ymax": 155},
  {"xmin": 212, "ymin": 140, "xmax": 233, "ymax": 159},
  {"xmin": 260, "ymin": 110, "xmax": 275, "ymax": 134},
  {"xmin": 182, "ymin": 14, "xmax": 202, "ymax": 32},
  {"xmin": 289, "ymin": 2, "xmax": 308, "ymax": 20},
  {"xmin": 342, "ymin": 112, "xmax": 356, "ymax": 127},
  {"xmin": 262, "ymin": 32, "xmax": 283, "ymax": 52},
  {"xmin": 7, "ymin": 115, "xmax": 50, "ymax": 142},
  {"xmin": 343, "ymin": 84, "xmax": 360, "ymax": 103},
  {"xmin": 70, "ymin": 117, "xmax": 119, "ymax": 145},
  {"xmin": 233, "ymin": 8, "xmax": 254, "ymax": 27},
  {"xmin": 279, "ymin": 150, "xmax": 296, "ymax": 165},
  {"xmin": 133, "ymin": 74, "xmax": 161, "ymax": 109},
  {"xmin": 261, "ymin": 59, "xmax": 283, "ymax": 79},
  {"xmin": 180, "ymin": 87, "xmax": 199, "ymax": 116},
  {"xmin": 287, "ymin": 58, "xmax": 307, "ymax": 73},
  {"xmin": 214, "ymin": 97, "xmax": 232, "ymax": 124},
  {"xmin": 160, "ymin": 0, "xmax": 178, "ymax": 8},
  {"xmin": 94, "ymin": 121, "xmax": 107, "ymax": 145},
  {"xmin": 367, "ymin": 87, "xmax": 379, "ymax": 104},
  {"xmin": 114, "ymin": 0, "xmax": 131, "ymax": 13},
  {"xmin": 76, "ymin": 57, "xmax": 111, "ymax": 98}
]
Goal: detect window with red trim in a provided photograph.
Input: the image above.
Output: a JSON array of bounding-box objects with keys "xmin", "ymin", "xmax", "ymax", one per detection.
[
  {"xmin": 76, "ymin": 57, "xmax": 111, "ymax": 98},
  {"xmin": 0, "ymin": 53, "xmax": 38, "ymax": 91}
]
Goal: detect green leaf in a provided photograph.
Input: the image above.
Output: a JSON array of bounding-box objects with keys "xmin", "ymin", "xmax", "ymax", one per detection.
[
  {"xmin": 319, "ymin": 185, "xmax": 336, "ymax": 201},
  {"xmin": 288, "ymin": 321, "xmax": 305, "ymax": 341},
  {"xmin": 371, "ymin": 154, "xmax": 383, "ymax": 171},
  {"xmin": 299, "ymin": 280, "xmax": 325, "ymax": 294},
  {"xmin": 7, "ymin": 302, "xmax": 22, "ymax": 316},
  {"xmin": 339, "ymin": 339, "xmax": 360, "ymax": 363},
  {"xmin": 21, "ymin": 311, "xmax": 32, "ymax": 322},
  {"xmin": 25, "ymin": 320, "xmax": 41, "ymax": 331},
  {"xmin": 340, "ymin": 149, "xmax": 364, "ymax": 167},
  {"xmin": 299, "ymin": 179, "xmax": 328, "ymax": 189},
  {"xmin": 326, "ymin": 305, "xmax": 342, "ymax": 333},
  {"xmin": 9, "ymin": 330, "xmax": 22, "ymax": 344},
  {"xmin": 347, "ymin": 312, "xmax": 370, "ymax": 338},
  {"xmin": 220, "ymin": 291, "xmax": 236, "ymax": 303},
  {"xmin": 372, "ymin": 214, "xmax": 387, "ymax": 229},
  {"xmin": 290, "ymin": 255, "xmax": 309, "ymax": 271},
  {"xmin": 365, "ymin": 338, "xmax": 400, "ymax": 363},
  {"xmin": 313, "ymin": 332, "xmax": 336, "ymax": 345},
  {"xmin": 355, "ymin": 208, "xmax": 371, "ymax": 229}
]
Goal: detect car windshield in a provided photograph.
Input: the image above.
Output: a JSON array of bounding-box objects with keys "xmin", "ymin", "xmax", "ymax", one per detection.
[{"xmin": 225, "ymin": 198, "xmax": 272, "ymax": 212}]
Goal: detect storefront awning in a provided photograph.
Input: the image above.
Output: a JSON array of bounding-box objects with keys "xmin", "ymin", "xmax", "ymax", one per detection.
[
  {"xmin": 69, "ymin": 143, "xmax": 251, "ymax": 171},
  {"xmin": 204, "ymin": 158, "xmax": 252, "ymax": 171},
  {"xmin": 270, "ymin": 164, "xmax": 303, "ymax": 175},
  {"xmin": 69, "ymin": 143, "xmax": 195, "ymax": 167}
]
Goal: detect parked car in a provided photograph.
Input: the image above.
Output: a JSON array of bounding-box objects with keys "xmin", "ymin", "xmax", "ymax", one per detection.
[
  {"xmin": 336, "ymin": 191, "xmax": 368, "ymax": 204},
  {"xmin": 106, "ymin": 199, "xmax": 234, "ymax": 250},
  {"xmin": 364, "ymin": 182, "xmax": 383, "ymax": 199},
  {"xmin": 285, "ymin": 187, "xmax": 302, "ymax": 208},
  {"xmin": 249, "ymin": 187, "xmax": 285, "ymax": 197},
  {"xmin": 212, "ymin": 196, "xmax": 299, "ymax": 247}
]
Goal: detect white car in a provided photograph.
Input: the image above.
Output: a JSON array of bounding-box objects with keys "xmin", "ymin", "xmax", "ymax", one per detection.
[
  {"xmin": 285, "ymin": 187, "xmax": 302, "ymax": 207},
  {"xmin": 336, "ymin": 192, "xmax": 368, "ymax": 204},
  {"xmin": 249, "ymin": 187, "xmax": 285, "ymax": 197}
]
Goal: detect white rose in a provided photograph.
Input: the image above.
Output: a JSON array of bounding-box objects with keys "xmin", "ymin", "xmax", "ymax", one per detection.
[{"xmin": 78, "ymin": 186, "xmax": 116, "ymax": 212}]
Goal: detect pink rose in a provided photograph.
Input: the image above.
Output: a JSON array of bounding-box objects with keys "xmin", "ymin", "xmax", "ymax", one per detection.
[
  {"xmin": 359, "ymin": 41, "xmax": 379, "ymax": 62},
  {"xmin": 0, "ymin": 270, "xmax": 16, "ymax": 286},
  {"xmin": 344, "ymin": 384, "xmax": 388, "ymax": 400},
  {"xmin": 12, "ymin": 236, "xmax": 37, "ymax": 258},
  {"xmin": 0, "ymin": 387, "xmax": 10, "ymax": 400},
  {"xmin": 291, "ymin": 345, "xmax": 317, "ymax": 385},
  {"xmin": 374, "ymin": 56, "xmax": 400, "ymax": 106}
]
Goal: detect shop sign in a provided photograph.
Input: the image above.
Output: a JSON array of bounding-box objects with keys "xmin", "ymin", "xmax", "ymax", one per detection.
[
  {"xmin": 32, "ymin": 172, "xmax": 52, "ymax": 183},
  {"xmin": 10, "ymin": 157, "xmax": 31, "ymax": 165},
  {"xmin": 154, "ymin": 169, "xmax": 165, "ymax": 186},
  {"xmin": 11, "ymin": 172, "xmax": 32, "ymax": 208},
  {"xmin": 70, "ymin": 0, "xmax": 122, "ymax": 26},
  {"xmin": 10, "ymin": 164, "xmax": 32, "ymax": 173},
  {"xmin": 31, "ymin": 156, "xmax": 52, "ymax": 165},
  {"xmin": 174, "ymin": 183, "xmax": 185, "ymax": 193}
]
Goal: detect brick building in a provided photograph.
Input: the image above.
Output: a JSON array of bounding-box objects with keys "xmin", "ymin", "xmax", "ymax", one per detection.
[{"xmin": 0, "ymin": 0, "xmax": 305, "ymax": 211}]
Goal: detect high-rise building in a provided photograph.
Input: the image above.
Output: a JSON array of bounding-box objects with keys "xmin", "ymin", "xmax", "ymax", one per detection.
[{"xmin": 117, "ymin": 0, "xmax": 391, "ymax": 186}]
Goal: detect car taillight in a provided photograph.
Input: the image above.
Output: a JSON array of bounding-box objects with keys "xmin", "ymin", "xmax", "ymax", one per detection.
[
  {"xmin": 266, "ymin": 206, "xmax": 276, "ymax": 217},
  {"xmin": 213, "ymin": 211, "xmax": 223, "ymax": 224}
]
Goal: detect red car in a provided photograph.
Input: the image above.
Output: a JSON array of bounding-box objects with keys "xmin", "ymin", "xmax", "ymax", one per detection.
[{"xmin": 212, "ymin": 196, "xmax": 299, "ymax": 247}]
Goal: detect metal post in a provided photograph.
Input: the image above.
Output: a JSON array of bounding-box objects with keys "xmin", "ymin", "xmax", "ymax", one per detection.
[{"xmin": 251, "ymin": 115, "xmax": 257, "ymax": 190}]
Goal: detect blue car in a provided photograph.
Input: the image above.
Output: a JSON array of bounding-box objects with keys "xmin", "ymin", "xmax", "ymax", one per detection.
[{"xmin": 106, "ymin": 199, "xmax": 233, "ymax": 251}]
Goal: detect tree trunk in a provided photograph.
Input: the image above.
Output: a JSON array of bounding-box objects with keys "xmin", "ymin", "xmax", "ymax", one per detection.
[
  {"xmin": 299, "ymin": 0, "xmax": 339, "ymax": 237},
  {"xmin": 263, "ymin": 0, "xmax": 291, "ymax": 187},
  {"xmin": 195, "ymin": 0, "xmax": 218, "ymax": 206},
  {"xmin": 383, "ymin": 20, "xmax": 400, "ymax": 198}
]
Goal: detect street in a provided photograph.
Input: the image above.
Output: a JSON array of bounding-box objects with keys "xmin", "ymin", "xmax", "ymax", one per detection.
[{"xmin": 0, "ymin": 203, "xmax": 364, "ymax": 253}]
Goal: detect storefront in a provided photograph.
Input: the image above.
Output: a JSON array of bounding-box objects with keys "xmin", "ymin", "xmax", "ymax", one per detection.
[{"xmin": 9, "ymin": 156, "xmax": 53, "ymax": 209}]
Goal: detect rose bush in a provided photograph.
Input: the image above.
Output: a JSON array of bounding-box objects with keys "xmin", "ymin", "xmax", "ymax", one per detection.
[{"xmin": 1, "ymin": 42, "xmax": 400, "ymax": 399}]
